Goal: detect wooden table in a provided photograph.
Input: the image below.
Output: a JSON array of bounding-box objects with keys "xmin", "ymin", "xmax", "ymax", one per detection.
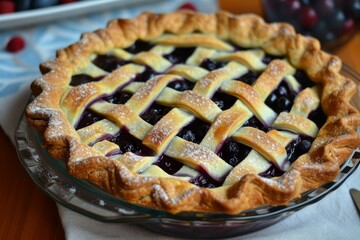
[{"xmin": 1, "ymin": 1, "xmax": 359, "ymax": 239}]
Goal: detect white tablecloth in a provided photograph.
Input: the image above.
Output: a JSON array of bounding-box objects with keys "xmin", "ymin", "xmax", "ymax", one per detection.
[{"xmin": 1, "ymin": 1, "xmax": 359, "ymax": 239}]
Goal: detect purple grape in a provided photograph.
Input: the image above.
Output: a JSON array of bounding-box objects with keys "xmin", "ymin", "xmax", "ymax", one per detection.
[
  {"xmin": 343, "ymin": 18, "xmax": 356, "ymax": 34},
  {"xmin": 278, "ymin": 0, "xmax": 301, "ymax": 18},
  {"xmin": 345, "ymin": 0, "xmax": 360, "ymax": 20},
  {"xmin": 326, "ymin": 10, "xmax": 346, "ymax": 35},
  {"xmin": 311, "ymin": 20, "xmax": 329, "ymax": 41},
  {"xmin": 314, "ymin": 0, "xmax": 335, "ymax": 17}
]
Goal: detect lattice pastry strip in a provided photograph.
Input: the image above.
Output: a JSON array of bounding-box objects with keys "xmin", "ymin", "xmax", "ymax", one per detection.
[
  {"xmin": 186, "ymin": 47, "xmax": 216, "ymax": 66},
  {"xmin": 211, "ymin": 49, "xmax": 267, "ymax": 71},
  {"xmin": 112, "ymin": 153, "xmax": 155, "ymax": 172},
  {"xmin": 77, "ymin": 60, "xmax": 108, "ymax": 77},
  {"xmin": 273, "ymin": 113, "xmax": 318, "ymax": 137},
  {"xmin": 141, "ymin": 165, "xmax": 192, "ymax": 182},
  {"xmin": 192, "ymin": 61, "xmax": 247, "ymax": 97},
  {"xmin": 143, "ymin": 108, "xmax": 193, "ymax": 154},
  {"xmin": 152, "ymin": 34, "xmax": 234, "ymax": 51},
  {"xmin": 252, "ymin": 60, "xmax": 295, "ymax": 101},
  {"xmin": 156, "ymin": 89, "xmax": 221, "ymax": 123},
  {"xmin": 233, "ymin": 127, "xmax": 288, "ymax": 170},
  {"xmin": 132, "ymin": 52, "xmax": 172, "ymax": 72},
  {"xmin": 168, "ymin": 65, "xmax": 208, "ymax": 81},
  {"xmin": 273, "ymin": 87, "xmax": 320, "ymax": 137},
  {"xmin": 77, "ymin": 119, "xmax": 119, "ymax": 145},
  {"xmin": 62, "ymin": 64, "xmax": 144, "ymax": 125},
  {"xmin": 89, "ymin": 101, "xmax": 152, "ymax": 141},
  {"xmin": 165, "ymin": 137, "xmax": 232, "ymax": 181},
  {"xmin": 224, "ymin": 130, "xmax": 298, "ymax": 185},
  {"xmin": 125, "ymin": 74, "xmax": 180, "ymax": 114},
  {"xmin": 200, "ymin": 100, "xmax": 252, "ymax": 152},
  {"xmin": 92, "ymin": 140, "xmax": 120, "ymax": 156},
  {"xmin": 220, "ymin": 80, "xmax": 277, "ymax": 125},
  {"xmin": 290, "ymin": 86, "xmax": 320, "ymax": 117}
]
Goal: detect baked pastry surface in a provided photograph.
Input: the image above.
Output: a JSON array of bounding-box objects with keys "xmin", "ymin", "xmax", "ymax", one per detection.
[{"xmin": 26, "ymin": 11, "xmax": 360, "ymax": 214}]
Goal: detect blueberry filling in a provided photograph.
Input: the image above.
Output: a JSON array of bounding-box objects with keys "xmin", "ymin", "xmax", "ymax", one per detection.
[
  {"xmin": 75, "ymin": 111, "xmax": 154, "ymax": 156},
  {"xmin": 235, "ymin": 71, "xmax": 260, "ymax": 85},
  {"xmin": 259, "ymin": 165, "xmax": 284, "ymax": 178},
  {"xmin": 190, "ymin": 169, "xmax": 221, "ymax": 188},
  {"xmin": 211, "ymin": 91, "xmax": 238, "ymax": 110},
  {"xmin": 140, "ymin": 103, "xmax": 172, "ymax": 125},
  {"xmin": 200, "ymin": 59, "xmax": 227, "ymax": 71},
  {"xmin": 167, "ymin": 79, "xmax": 195, "ymax": 91},
  {"xmin": 154, "ymin": 155, "xmax": 183, "ymax": 175},
  {"xmin": 124, "ymin": 40, "xmax": 154, "ymax": 54},
  {"xmin": 134, "ymin": 67, "xmax": 157, "ymax": 82},
  {"xmin": 294, "ymin": 70, "xmax": 315, "ymax": 89},
  {"xmin": 265, "ymin": 80, "xmax": 296, "ymax": 114},
  {"xmin": 70, "ymin": 74, "xmax": 104, "ymax": 86},
  {"xmin": 259, "ymin": 135, "xmax": 314, "ymax": 178},
  {"xmin": 286, "ymin": 135, "xmax": 314, "ymax": 163},
  {"xmin": 177, "ymin": 118, "xmax": 210, "ymax": 144},
  {"xmin": 262, "ymin": 54, "xmax": 283, "ymax": 64},
  {"xmin": 75, "ymin": 109, "xmax": 104, "ymax": 130},
  {"xmin": 104, "ymin": 91, "xmax": 132, "ymax": 104},
  {"xmin": 243, "ymin": 116, "xmax": 272, "ymax": 133},
  {"xmin": 108, "ymin": 129, "xmax": 154, "ymax": 156},
  {"xmin": 309, "ymin": 107, "xmax": 327, "ymax": 128},
  {"xmin": 217, "ymin": 139, "xmax": 252, "ymax": 167},
  {"xmin": 164, "ymin": 47, "xmax": 196, "ymax": 64},
  {"xmin": 93, "ymin": 54, "xmax": 128, "ymax": 72}
]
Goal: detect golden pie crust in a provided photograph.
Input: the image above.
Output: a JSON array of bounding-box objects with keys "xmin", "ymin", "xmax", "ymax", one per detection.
[{"xmin": 25, "ymin": 11, "xmax": 360, "ymax": 214}]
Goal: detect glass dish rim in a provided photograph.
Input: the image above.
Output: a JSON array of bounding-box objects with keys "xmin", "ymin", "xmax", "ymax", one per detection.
[{"xmin": 15, "ymin": 64, "xmax": 360, "ymax": 223}]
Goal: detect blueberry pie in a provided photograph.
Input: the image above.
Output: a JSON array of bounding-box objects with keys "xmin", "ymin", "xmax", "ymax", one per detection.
[{"xmin": 25, "ymin": 11, "xmax": 360, "ymax": 214}]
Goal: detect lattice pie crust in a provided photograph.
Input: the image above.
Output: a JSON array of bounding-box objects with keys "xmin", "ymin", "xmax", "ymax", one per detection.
[{"xmin": 25, "ymin": 11, "xmax": 360, "ymax": 214}]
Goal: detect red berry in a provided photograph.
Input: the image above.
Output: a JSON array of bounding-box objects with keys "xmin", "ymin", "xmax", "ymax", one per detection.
[
  {"xmin": 279, "ymin": 0, "xmax": 301, "ymax": 17},
  {"xmin": 298, "ymin": 6, "xmax": 318, "ymax": 29},
  {"xmin": 6, "ymin": 36, "xmax": 26, "ymax": 53},
  {"xmin": 178, "ymin": 2, "xmax": 197, "ymax": 11},
  {"xmin": 314, "ymin": 0, "xmax": 335, "ymax": 17},
  {"xmin": 0, "ymin": 1, "xmax": 15, "ymax": 14},
  {"xmin": 343, "ymin": 18, "xmax": 355, "ymax": 34}
]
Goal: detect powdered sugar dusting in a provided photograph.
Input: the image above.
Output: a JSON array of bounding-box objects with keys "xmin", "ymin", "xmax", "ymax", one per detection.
[
  {"xmin": 148, "ymin": 113, "xmax": 174, "ymax": 145},
  {"xmin": 167, "ymin": 140, "xmax": 232, "ymax": 180},
  {"xmin": 152, "ymin": 184, "xmax": 170, "ymax": 202},
  {"xmin": 68, "ymin": 84, "xmax": 98, "ymax": 104},
  {"xmin": 268, "ymin": 62, "xmax": 285, "ymax": 76},
  {"xmin": 181, "ymin": 91, "xmax": 218, "ymax": 121},
  {"xmin": 260, "ymin": 177, "xmax": 286, "ymax": 190},
  {"xmin": 132, "ymin": 76, "xmax": 161, "ymax": 101}
]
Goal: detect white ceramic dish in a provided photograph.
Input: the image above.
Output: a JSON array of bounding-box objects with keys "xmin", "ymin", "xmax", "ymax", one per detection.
[{"xmin": 0, "ymin": 0, "xmax": 163, "ymax": 29}]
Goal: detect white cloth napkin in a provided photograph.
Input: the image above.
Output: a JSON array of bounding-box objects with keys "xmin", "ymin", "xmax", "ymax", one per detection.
[{"xmin": 1, "ymin": 1, "xmax": 360, "ymax": 239}]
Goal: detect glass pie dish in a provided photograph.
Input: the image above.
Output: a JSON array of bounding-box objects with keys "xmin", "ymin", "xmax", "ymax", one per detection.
[{"xmin": 15, "ymin": 65, "xmax": 360, "ymax": 239}]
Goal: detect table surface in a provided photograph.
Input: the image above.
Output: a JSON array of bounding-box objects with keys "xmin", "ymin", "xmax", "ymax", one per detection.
[{"xmin": 1, "ymin": 1, "xmax": 360, "ymax": 239}]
